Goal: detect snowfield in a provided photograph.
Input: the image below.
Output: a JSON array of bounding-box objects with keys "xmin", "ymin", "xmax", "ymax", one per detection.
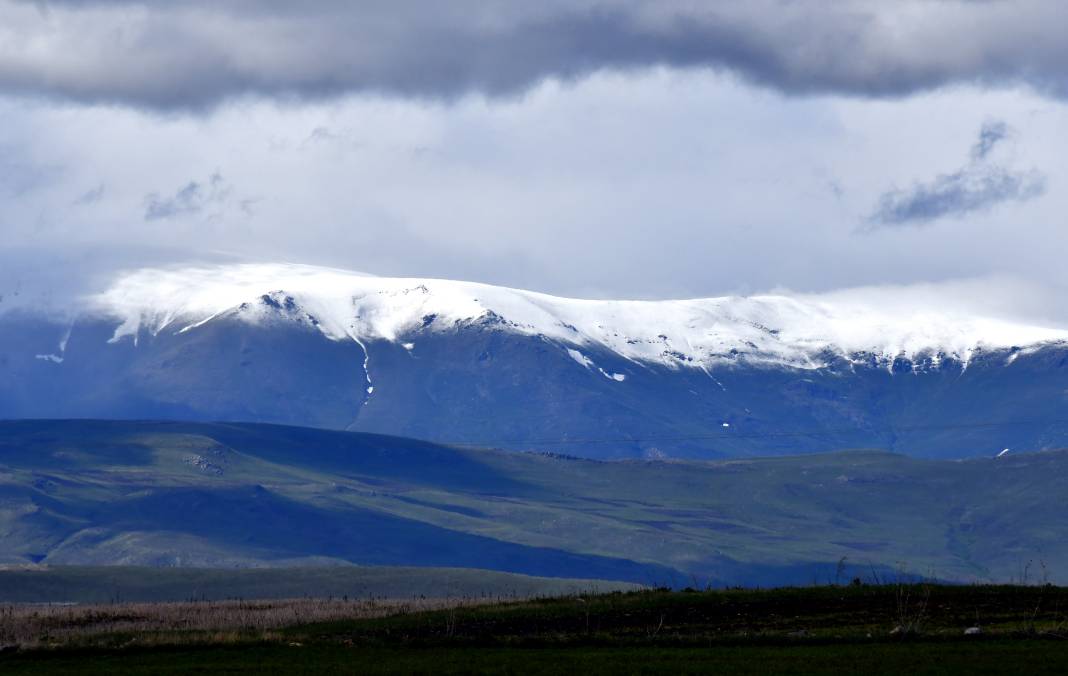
[{"xmin": 89, "ymin": 263, "xmax": 1068, "ymax": 371}]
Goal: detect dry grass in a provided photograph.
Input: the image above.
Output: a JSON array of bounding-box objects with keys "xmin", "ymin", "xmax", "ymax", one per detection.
[{"xmin": 0, "ymin": 596, "xmax": 482, "ymax": 649}]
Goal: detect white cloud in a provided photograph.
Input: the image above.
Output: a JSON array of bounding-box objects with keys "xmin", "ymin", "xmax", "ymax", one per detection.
[{"xmin": 0, "ymin": 70, "xmax": 1064, "ymax": 302}]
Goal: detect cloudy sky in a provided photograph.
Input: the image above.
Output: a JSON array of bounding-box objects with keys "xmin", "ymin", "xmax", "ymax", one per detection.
[{"xmin": 1, "ymin": 0, "xmax": 1067, "ymax": 305}]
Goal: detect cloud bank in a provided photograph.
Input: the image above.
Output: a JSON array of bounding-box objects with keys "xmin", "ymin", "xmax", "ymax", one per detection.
[
  {"xmin": 3, "ymin": 1, "xmax": 1068, "ymax": 109},
  {"xmin": 2, "ymin": 74, "xmax": 1064, "ymax": 301}
]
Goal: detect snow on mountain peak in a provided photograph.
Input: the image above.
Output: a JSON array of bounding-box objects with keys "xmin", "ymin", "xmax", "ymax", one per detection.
[{"xmin": 89, "ymin": 263, "xmax": 1068, "ymax": 370}]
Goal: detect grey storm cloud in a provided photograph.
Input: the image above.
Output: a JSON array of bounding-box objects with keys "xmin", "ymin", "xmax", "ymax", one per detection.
[
  {"xmin": 3, "ymin": 1, "xmax": 1068, "ymax": 109},
  {"xmin": 72, "ymin": 183, "xmax": 104, "ymax": 205},
  {"xmin": 971, "ymin": 120, "xmax": 1010, "ymax": 161},
  {"xmin": 869, "ymin": 122, "xmax": 1046, "ymax": 228},
  {"xmin": 144, "ymin": 173, "xmax": 229, "ymax": 221}
]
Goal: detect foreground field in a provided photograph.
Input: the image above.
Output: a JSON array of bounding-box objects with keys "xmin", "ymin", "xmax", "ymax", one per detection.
[
  {"xmin": 0, "ymin": 565, "xmax": 636, "ymax": 604},
  {"xmin": 0, "ymin": 597, "xmax": 480, "ymax": 649},
  {"xmin": 6, "ymin": 642, "xmax": 1068, "ymax": 676},
  {"xmin": 3, "ymin": 584, "xmax": 1067, "ymax": 674}
]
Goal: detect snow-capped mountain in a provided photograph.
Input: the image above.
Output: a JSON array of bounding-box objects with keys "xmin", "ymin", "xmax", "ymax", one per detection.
[{"xmin": 3, "ymin": 262, "xmax": 1068, "ymax": 459}]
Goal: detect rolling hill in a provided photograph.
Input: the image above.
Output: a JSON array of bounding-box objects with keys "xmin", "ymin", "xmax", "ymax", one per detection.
[{"xmin": 2, "ymin": 420, "xmax": 1066, "ymax": 586}]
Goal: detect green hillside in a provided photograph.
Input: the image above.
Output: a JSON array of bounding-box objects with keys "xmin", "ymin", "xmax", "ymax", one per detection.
[{"xmin": 1, "ymin": 420, "xmax": 1066, "ymax": 585}]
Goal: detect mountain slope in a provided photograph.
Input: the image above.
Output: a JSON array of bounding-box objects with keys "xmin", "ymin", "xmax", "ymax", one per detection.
[
  {"xmin": 2, "ymin": 420, "xmax": 1068, "ymax": 585},
  {"xmin": 3, "ymin": 263, "xmax": 1068, "ymax": 459}
]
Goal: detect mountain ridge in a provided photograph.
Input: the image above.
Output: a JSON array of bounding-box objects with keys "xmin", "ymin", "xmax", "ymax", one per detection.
[
  {"xmin": 4, "ymin": 263, "xmax": 1068, "ymax": 460},
  {"xmin": 84, "ymin": 263, "xmax": 1068, "ymax": 371}
]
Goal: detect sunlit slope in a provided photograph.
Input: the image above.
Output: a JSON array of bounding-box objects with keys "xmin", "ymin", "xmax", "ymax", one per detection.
[{"xmin": 2, "ymin": 420, "xmax": 1066, "ymax": 585}]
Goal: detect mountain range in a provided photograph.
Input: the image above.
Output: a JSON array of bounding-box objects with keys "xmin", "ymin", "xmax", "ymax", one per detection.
[{"xmin": 2, "ymin": 262, "xmax": 1068, "ymax": 460}]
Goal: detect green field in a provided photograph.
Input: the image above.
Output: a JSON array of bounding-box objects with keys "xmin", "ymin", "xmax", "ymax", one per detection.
[
  {"xmin": 3, "ymin": 420, "xmax": 1068, "ymax": 585},
  {"xmin": 3, "ymin": 585, "xmax": 1068, "ymax": 674}
]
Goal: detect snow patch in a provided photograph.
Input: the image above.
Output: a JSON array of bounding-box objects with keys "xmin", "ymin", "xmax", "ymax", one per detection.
[
  {"xmin": 567, "ymin": 348, "xmax": 594, "ymax": 369},
  {"xmin": 35, "ymin": 326, "xmax": 73, "ymax": 364},
  {"xmin": 87, "ymin": 263, "xmax": 1068, "ymax": 372},
  {"xmin": 58, "ymin": 326, "xmax": 72, "ymax": 353},
  {"xmin": 1005, "ymin": 345, "xmax": 1043, "ymax": 365},
  {"xmin": 347, "ymin": 330, "xmax": 374, "ymax": 404}
]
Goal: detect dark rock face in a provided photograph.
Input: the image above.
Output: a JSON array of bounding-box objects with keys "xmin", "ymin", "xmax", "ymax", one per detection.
[
  {"xmin": 2, "ymin": 310, "xmax": 1067, "ymax": 459},
  {"xmin": 0, "ymin": 311, "xmax": 368, "ymax": 430}
]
